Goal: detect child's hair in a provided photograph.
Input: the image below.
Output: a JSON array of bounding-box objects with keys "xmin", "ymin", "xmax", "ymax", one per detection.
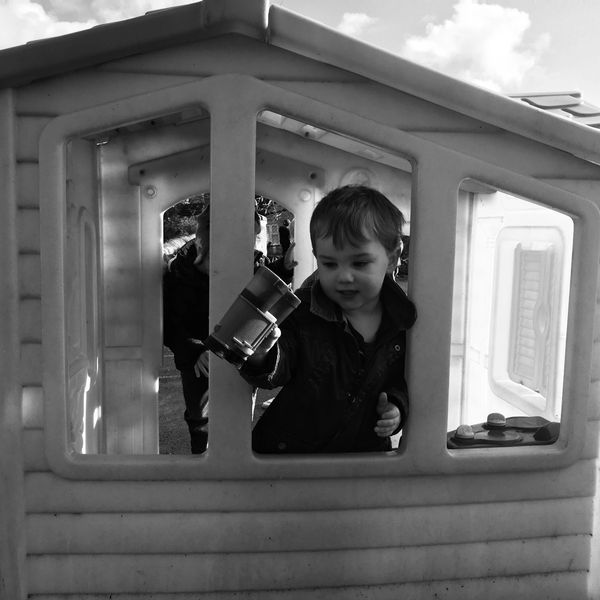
[{"xmin": 310, "ymin": 185, "xmax": 405, "ymax": 258}]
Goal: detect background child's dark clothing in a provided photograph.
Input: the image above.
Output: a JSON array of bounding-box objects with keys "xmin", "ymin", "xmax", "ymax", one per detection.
[
  {"xmin": 162, "ymin": 239, "xmax": 209, "ymax": 452},
  {"xmin": 241, "ymin": 274, "xmax": 416, "ymax": 453},
  {"xmin": 163, "ymin": 239, "xmax": 294, "ymax": 453}
]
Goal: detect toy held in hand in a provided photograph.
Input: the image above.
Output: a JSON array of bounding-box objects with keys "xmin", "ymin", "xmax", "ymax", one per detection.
[{"xmin": 204, "ymin": 266, "xmax": 300, "ymax": 368}]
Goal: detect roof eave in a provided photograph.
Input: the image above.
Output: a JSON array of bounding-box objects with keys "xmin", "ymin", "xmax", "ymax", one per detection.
[
  {"xmin": 268, "ymin": 5, "xmax": 600, "ymax": 168},
  {"xmin": 0, "ymin": 0, "xmax": 269, "ymax": 88},
  {"xmin": 2, "ymin": 0, "xmax": 599, "ymax": 168}
]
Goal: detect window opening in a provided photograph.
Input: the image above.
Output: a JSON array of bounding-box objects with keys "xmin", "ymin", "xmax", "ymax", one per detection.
[
  {"xmin": 160, "ymin": 194, "xmax": 210, "ymax": 455},
  {"xmin": 448, "ymin": 182, "xmax": 573, "ymax": 447},
  {"xmin": 250, "ymin": 110, "xmax": 414, "ymax": 454},
  {"xmin": 160, "ymin": 194, "xmax": 295, "ymax": 454},
  {"xmin": 65, "ymin": 108, "xmax": 211, "ymax": 456}
]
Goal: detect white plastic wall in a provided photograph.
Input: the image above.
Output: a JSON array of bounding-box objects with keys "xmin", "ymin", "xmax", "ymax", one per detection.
[{"xmin": 1, "ymin": 22, "xmax": 599, "ymax": 600}]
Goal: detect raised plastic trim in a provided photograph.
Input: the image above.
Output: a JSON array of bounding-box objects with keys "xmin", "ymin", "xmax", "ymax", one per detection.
[{"xmin": 38, "ymin": 75, "xmax": 600, "ymax": 480}]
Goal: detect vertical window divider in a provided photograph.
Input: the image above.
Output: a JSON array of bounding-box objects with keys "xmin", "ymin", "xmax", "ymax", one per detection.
[
  {"xmin": 206, "ymin": 87, "xmax": 260, "ymax": 467},
  {"xmin": 407, "ymin": 152, "xmax": 466, "ymax": 470}
]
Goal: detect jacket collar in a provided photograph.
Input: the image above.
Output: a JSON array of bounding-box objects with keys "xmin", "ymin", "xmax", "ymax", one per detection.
[{"xmin": 303, "ymin": 273, "xmax": 416, "ymax": 330}]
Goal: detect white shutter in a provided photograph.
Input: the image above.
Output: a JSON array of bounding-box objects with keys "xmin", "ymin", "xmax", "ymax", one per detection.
[{"xmin": 508, "ymin": 245, "xmax": 555, "ymax": 396}]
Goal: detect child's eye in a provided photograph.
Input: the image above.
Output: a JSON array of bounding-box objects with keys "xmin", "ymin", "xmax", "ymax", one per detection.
[
  {"xmin": 353, "ymin": 261, "xmax": 370, "ymax": 268},
  {"xmin": 321, "ymin": 261, "xmax": 336, "ymax": 269}
]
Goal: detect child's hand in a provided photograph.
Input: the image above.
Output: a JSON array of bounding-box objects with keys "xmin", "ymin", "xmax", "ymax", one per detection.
[
  {"xmin": 247, "ymin": 325, "xmax": 281, "ymax": 366},
  {"xmin": 374, "ymin": 392, "xmax": 400, "ymax": 437},
  {"xmin": 283, "ymin": 242, "xmax": 298, "ymax": 271}
]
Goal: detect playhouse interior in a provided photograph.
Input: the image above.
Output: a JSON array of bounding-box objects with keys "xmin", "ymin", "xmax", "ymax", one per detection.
[{"xmin": 63, "ymin": 103, "xmax": 572, "ymax": 456}]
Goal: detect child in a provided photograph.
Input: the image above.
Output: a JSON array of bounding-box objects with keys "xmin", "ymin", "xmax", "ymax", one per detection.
[
  {"xmin": 241, "ymin": 185, "xmax": 417, "ymax": 453},
  {"xmin": 163, "ymin": 207, "xmax": 211, "ymax": 453},
  {"xmin": 163, "ymin": 205, "xmax": 296, "ymax": 453}
]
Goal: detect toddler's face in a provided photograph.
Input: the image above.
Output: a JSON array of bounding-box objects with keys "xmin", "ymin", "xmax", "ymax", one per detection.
[{"xmin": 315, "ymin": 234, "xmax": 393, "ymax": 314}]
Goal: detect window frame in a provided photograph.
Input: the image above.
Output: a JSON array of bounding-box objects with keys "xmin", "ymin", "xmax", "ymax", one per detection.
[
  {"xmin": 441, "ymin": 174, "xmax": 599, "ymax": 470},
  {"xmin": 39, "ymin": 75, "xmax": 600, "ymax": 480},
  {"xmin": 449, "ymin": 186, "xmax": 574, "ymax": 428}
]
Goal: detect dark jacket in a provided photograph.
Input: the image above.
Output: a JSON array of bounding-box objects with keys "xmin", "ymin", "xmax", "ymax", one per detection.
[
  {"xmin": 162, "ymin": 240, "xmax": 209, "ymax": 370},
  {"xmin": 241, "ymin": 274, "xmax": 417, "ymax": 453}
]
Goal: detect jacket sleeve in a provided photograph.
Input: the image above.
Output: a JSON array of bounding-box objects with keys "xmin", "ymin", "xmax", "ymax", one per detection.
[{"xmin": 384, "ymin": 331, "xmax": 410, "ymax": 434}]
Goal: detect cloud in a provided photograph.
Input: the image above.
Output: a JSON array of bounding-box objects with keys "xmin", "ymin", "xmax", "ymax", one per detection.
[
  {"xmin": 0, "ymin": 0, "xmax": 96, "ymax": 49},
  {"xmin": 0, "ymin": 0, "xmax": 192, "ymax": 50},
  {"xmin": 401, "ymin": 0, "xmax": 550, "ymax": 92},
  {"xmin": 33, "ymin": 0, "xmax": 192, "ymax": 24},
  {"xmin": 336, "ymin": 12, "xmax": 378, "ymax": 37}
]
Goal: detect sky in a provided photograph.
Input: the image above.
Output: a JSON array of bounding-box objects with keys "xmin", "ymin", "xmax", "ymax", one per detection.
[{"xmin": 1, "ymin": 0, "xmax": 599, "ymax": 106}]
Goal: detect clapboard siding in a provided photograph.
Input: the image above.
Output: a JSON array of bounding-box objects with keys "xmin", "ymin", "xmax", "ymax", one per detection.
[
  {"xmin": 15, "ymin": 116, "xmax": 51, "ymax": 161},
  {"xmin": 19, "ymin": 572, "xmax": 591, "ymax": 600},
  {"xmin": 588, "ymin": 268, "xmax": 600, "ymax": 431},
  {"xmin": 19, "ymin": 298, "xmax": 42, "ymax": 342},
  {"xmin": 25, "ymin": 498, "xmax": 593, "ymax": 554},
  {"xmin": 25, "ymin": 536, "xmax": 590, "ymax": 594},
  {"xmin": 24, "ymin": 459, "xmax": 597, "ymax": 513},
  {"xmin": 584, "ymin": 419, "xmax": 600, "ymax": 458},
  {"xmin": 20, "ymin": 342, "xmax": 42, "ymax": 386},
  {"xmin": 0, "ymin": 86, "xmax": 27, "ymax": 600},
  {"xmin": 16, "ymin": 155, "xmax": 41, "ymax": 431},
  {"xmin": 589, "ymin": 385, "xmax": 600, "ymax": 418},
  {"xmin": 590, "ymin": 358, "xmax": 600, "ymax": 386},
  {"xmin": 18, "ymin": 253, "xmax": 41, "ymax": 298},
  {"xmin": 17, "ymin": 207, "xmax": 40, "ymax": 251},
  {"xmin": 591, "ymin": 354, "xmax": 600, "ymax": 383},
  {"xmin": 22, "ymin": 386, "xmax": 44, "ymax": 429},
  {"xmin": 592, "ymin": 334, "xmax": 600, "ymax": 385},
  {"xmin": 16, "ymin": 163, "xmax": 38, "ymax": 207},
  {"xmin": 22, "ymin": 430, "xmax": 47, "ymax": 473},
  {"xmin": 593, "ymin": 342, "xmax": 600, "ymax": 380}
]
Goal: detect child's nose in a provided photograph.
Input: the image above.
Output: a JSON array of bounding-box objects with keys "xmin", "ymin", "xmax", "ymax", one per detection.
[{"xmin": 337, "ymin": 267, "xmax": 354, "ymax": 282}]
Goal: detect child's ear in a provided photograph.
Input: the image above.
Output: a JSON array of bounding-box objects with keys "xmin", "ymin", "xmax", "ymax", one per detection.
[{"xmin": 387, "ymin": 253, "xmax": 400, "ymax": 273}]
